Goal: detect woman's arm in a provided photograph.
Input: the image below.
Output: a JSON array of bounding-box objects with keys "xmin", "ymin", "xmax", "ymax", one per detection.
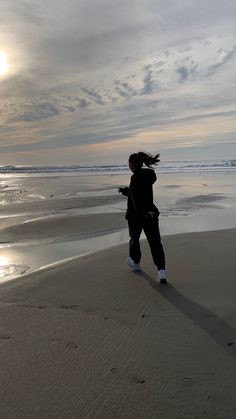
[{"xmin": 118, "ymin": 187, "xmax": 129, "ymax": 196}]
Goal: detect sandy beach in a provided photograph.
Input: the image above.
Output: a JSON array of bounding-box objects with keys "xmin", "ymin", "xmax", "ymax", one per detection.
[
  {"xmin": 0, "ymin": 170, "xmax": 236, "ymax": 417},
  {"xmin": 0, "ymin": 229, "xmax": 236, "ymax": 418}
]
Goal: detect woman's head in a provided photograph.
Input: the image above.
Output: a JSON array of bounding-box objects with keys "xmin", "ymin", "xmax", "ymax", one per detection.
[{"xmin": 128, "ymin": 152, "xmax": 160, "ymax": 172}]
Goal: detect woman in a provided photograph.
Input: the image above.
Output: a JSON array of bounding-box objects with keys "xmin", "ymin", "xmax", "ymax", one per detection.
[{"xmin": 118, "ymin": 152, "xmax": 167, "ymax": 284}]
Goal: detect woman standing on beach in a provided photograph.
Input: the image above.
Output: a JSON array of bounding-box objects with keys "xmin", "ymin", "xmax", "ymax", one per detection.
[{"xmin": 118, "ymin": 152, "xmax": 167, "ymax": 284}]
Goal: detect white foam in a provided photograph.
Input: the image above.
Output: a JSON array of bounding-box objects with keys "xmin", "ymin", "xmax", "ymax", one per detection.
[{"xmin": 0, "ymin": 160, "xmax": 236, "ymax": 176}]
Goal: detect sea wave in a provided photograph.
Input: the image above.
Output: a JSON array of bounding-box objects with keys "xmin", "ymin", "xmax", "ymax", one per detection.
[{"xmin": 0, "ymin": 160, "xmax": 236, "ymax": 175}]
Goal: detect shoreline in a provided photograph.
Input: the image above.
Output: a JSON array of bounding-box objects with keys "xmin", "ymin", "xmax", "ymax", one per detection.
[
  {"xmin": 0, "ymin": 223, "xmax": 236, "ymax": 285},
  {"xmin": 1, "ymin": 226, "xmax": 236, "ymax": 288}
]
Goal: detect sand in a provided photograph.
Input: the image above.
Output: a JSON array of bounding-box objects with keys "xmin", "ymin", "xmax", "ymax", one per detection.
[
  {"xmin": 0, "ymin": 229, "xmax": 236, "ymax": 418},
  {"xmin": 0, "ymin": 194, "xmax": 124, "ymax": 217},
  {"xmin": 0, "ymin": 212, "xmax": 126, "ymax": 244}
]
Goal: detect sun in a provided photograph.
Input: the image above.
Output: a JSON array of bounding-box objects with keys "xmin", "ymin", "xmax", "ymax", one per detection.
[{"xmin": 0, "ymin": 51, "xmax": 9, "ymax": 76}]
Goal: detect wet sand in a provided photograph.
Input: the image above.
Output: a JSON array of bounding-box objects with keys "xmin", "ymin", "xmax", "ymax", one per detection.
[
  {"xmin": 0, "ymin": 212, "xmax": 126, "ymax": 244},
  {"xmin": 0, "ymin": 194, "xmax": 124, "ymax": 217},
  {"xmin": 0, "ymin": 229, "xmax": 236, "ymax": 418},
  {"xmin": 0, "ymin": 176, "xmax": 236, "ymax": 282}
]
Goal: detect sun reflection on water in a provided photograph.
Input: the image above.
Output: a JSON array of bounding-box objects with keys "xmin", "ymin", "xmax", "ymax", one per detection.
[
  {"xmin": 0, "ymin": 256, "xmax": 14, "ymax": 278},
  {"xmin": 0, "ymin": 254, "xmax": 29, "ymax": 282}
]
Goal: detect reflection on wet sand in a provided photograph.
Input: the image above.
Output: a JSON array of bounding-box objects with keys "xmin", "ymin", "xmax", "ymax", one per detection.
[{"xmin": 0, "ymin": 254, "xmax": 29, "ymax": 282}]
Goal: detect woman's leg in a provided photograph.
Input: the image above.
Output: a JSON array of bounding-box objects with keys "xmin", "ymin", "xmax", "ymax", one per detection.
[
  {"xmin": 143, "ymin": 217, "xmax": 165, "ymax": 269},
  {"xmin": 128, "ymin": 218, "xmax": 143, "ymax": 263}
]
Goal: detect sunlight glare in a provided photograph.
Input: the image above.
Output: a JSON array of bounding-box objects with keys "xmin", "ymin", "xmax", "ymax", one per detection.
[
  {"xmin": 0, "ymin": 51, "xmax": 9, "ymax": 76},
  {"xmin": 0, "ymin": 256, "xmax": 9, "ymax": 267},
  {"xmin": 0, "ymin": 255, "xmax": 11, "ymax": 279}
]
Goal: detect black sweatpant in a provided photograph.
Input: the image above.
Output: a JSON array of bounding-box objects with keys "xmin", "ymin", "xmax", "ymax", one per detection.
[{"xmin": 128, "ymin": 215, "xmax": 165, "ymax": 270}]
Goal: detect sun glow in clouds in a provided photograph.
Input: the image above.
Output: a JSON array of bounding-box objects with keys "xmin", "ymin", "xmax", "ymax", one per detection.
[{"xmin": 0, "ymin": 51, "xmax": 9, "ymax": 76}]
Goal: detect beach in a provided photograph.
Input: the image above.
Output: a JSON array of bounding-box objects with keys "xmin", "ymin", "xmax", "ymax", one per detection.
[
  {"xmin": 0, "ymin": 164, "xmax": 236, "ymax": 417},
  {"xmin": 0, "ymin": 229, "xmax": 236, "ymax": 418}
]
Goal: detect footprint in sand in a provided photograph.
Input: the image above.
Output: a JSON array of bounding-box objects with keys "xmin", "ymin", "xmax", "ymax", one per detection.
[
  {"xmin": 0, "ymin": 334, "xmax": 11, "ymax": 341},
  {"xmin": 59, "ymin": 304, "xmax": 93, "ymax": 314},
  {"xmin": 17, "ymin": 303, "xmax": 46, "ymax": 310},
  {"xmin": 60, "ymin": 304, "xmax": 81, "ymax": 311},
  {"xmin": 0, "ymin": 298, "xmax": 46, "ymax": 310},
  {"xmin": 109, "ymin": 367, "xmax": 145, "ymax": 384},
  {"xmin": 51, "ymin": 337, "xmax": 78, "ymax": 349}
]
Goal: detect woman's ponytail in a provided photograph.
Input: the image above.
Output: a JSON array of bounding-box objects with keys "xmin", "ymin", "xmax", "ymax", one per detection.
[{"xmin": 136, "ymin": 152, "xmax": 160, "ymax": 168}]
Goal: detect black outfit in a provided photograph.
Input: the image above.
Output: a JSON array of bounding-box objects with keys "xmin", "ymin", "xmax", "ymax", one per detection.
[{"xmin": 120, "ymin": 168, "xmax": 165, "ymax": 270}]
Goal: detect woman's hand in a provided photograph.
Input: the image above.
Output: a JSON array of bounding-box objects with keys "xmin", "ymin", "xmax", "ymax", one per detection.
[{"xmin": 118, "ymin": 187, "xmax": 129, "ymax": 196}]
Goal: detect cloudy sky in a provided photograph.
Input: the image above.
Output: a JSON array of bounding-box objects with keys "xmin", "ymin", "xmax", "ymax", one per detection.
[{"xmin": 0, "ymin": 0, "xmax": 236, "ymax": 165}]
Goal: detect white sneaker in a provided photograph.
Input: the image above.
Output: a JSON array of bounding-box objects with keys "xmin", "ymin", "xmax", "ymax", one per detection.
[
  {"xmin": 127, "ymin": 257, "xmax": 141, "ymax": 271},
  {"xmin": 158, "ymin": 269, "xmax": 167, "ymax": 284}
]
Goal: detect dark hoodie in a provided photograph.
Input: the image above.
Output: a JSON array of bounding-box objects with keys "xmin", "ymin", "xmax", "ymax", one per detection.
[{"xmin": 122, "ymin": 168, "xmax": 159, "ymax": 220}]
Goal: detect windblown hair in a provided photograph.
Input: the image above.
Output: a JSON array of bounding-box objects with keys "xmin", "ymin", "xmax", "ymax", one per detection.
[{"xmin": 129, "ymin": 152, "xmax": 160, "ymax": 170}]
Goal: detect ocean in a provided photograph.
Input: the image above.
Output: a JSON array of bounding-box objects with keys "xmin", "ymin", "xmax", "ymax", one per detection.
[{"xmin": 0, "ymin": 159, "xmax": 236, "ymax": 176}]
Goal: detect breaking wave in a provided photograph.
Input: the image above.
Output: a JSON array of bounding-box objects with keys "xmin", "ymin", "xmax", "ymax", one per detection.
[{"xmin": 0, "ymin": 160, "xmax": 236, "ymax": 176}]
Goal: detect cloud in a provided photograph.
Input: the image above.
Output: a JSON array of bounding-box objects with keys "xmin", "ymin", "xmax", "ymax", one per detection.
[
  {"xmin": 176, "ymin": 66, "xmax": 189, "ymax": 82},
  {"xmin": 80, "ymin": 87, "xmax": 105, "ymax": 105},
  {"xmin": 141, "ymin": 68, "xmax": 156, "ymax": 95},
  {"xmin": 114, "ymin": 64, "xmax": 159, "ymax": 99},
  {"xmin": 12, "ymin": 102, "xmax": 61, "ymax": 122},
  {"xmin": 62, "ymin": 105, "xmax": 76, "ymax": 112},
  {"xmin": 114, "ymin": 80, "xmax": 138, "ymax": 99},
  {"xmin": 1, "ymin": 0, "xmax": 236, "ymax": 163},
  {"xmin": 75, "ymin": 98, "xmax": 90, "ymax": 109},
  {"xmin": 207, "ymin": 45, "xmax": 236, "ymax": 75}
]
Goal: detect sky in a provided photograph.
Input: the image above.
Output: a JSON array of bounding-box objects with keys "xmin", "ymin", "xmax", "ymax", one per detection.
[{"xmin": 0, "ymin": 0, "xmax": 236, "ymax": 165}]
